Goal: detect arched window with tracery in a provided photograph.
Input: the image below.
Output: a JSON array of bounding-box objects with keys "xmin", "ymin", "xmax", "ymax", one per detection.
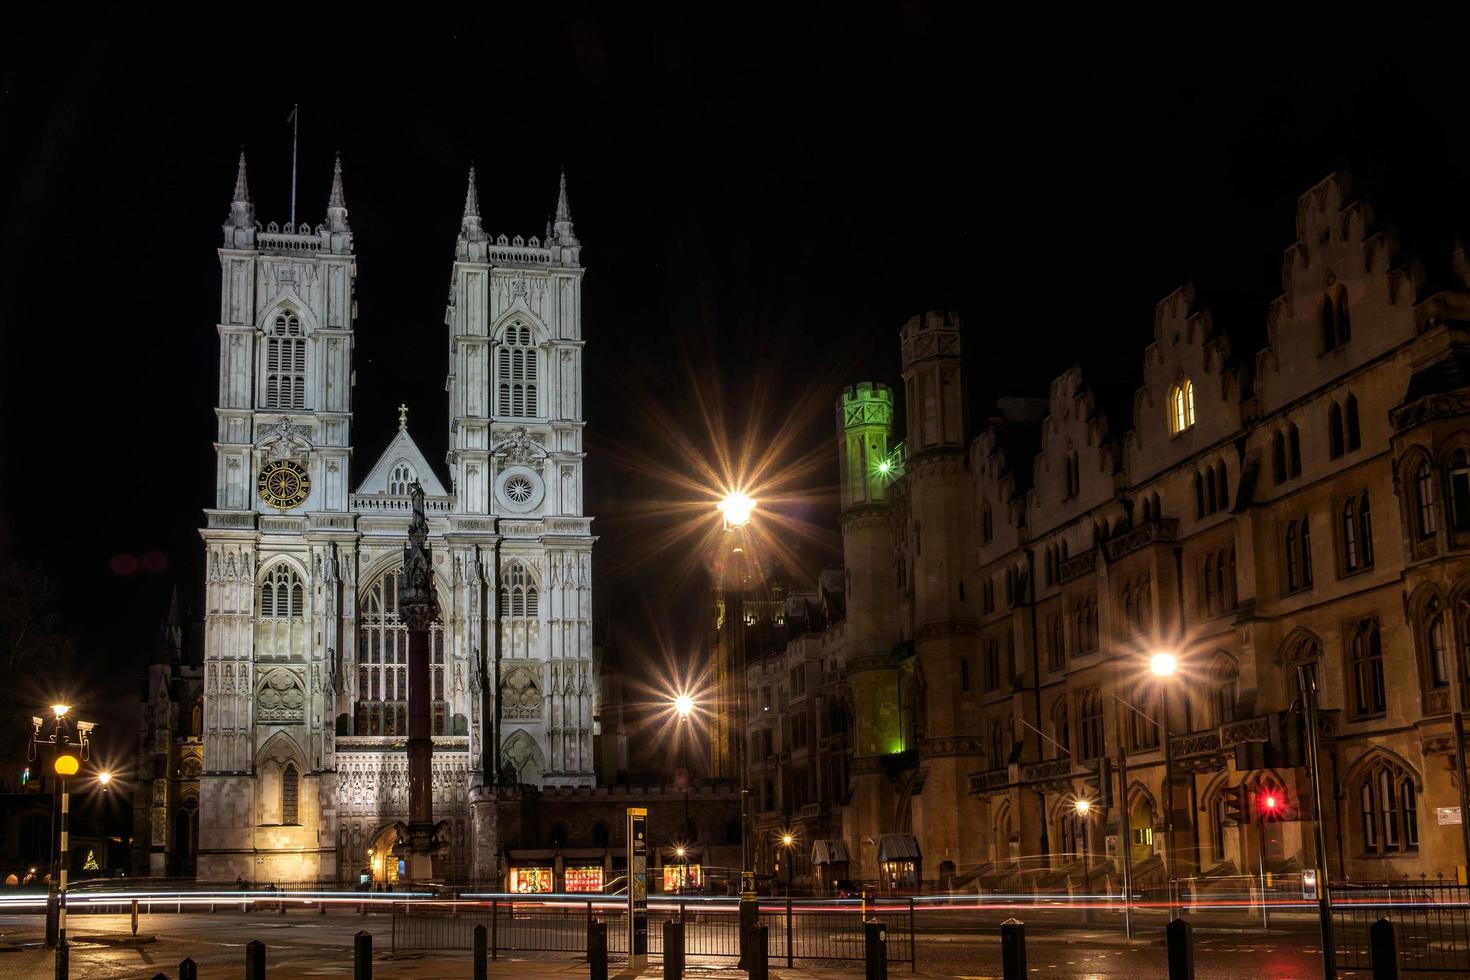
[
  {"xmin": 497, "ymin": 323, "xmax": 539, "ymax": 418},
  {"xmin": 1131, "ymin": 678, "xmax": 1161, "ymax": 750},
  {"xmin": 357, "ymin": 567, "xmax": 447, "ymax": 736},
  {"xmin": 389, "ymin": 461, "xmax": 417, "ymax": 496},
  {"xmin": 264, "ymin": 310, "xmax": 306, "ymax": 409},
  {"xmin": 499, "ymin": 562, "xmax": 540, "ymax": 619},
  {"xmin": 1423, "ymin": 596, "xmax": 1451, "ymax": 690},
  {"xmin": 1449, "ymin": 449, "xmax": 1470, "ymax": 532},
  {"xmin": 257, "ymin": 563, "xmax": 306, "ymax": 658},
  {"xmin": 1328, "ymin": 402, "xmax": 1344, "ymax": 459},
  {"xmin": 1169, "ymin": 380, "xmax": 1195, "ymax": 435},
  {"xmin": 1356, "ymin": 758, "xmax": 1418, "ymax": 855},
  {"xmin": 1348, "ymin": 618, "xmax": 1386, "ymax": 718},
  {"xmin": 1050, "ymin": 697, "xmax": 1070, "ymax": 760},
  {"xmin": 1211, "ymin": 655, "xmax": 1238, "ymax": 725}
]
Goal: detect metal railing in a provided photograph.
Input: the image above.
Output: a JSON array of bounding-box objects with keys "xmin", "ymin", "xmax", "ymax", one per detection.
[
  {"xmin": 1334, "ymin": 881, "xmax": 1470, "ymax": 973},
  {"xmin": 390, "ymin": 896, "xmax": 916, "ymax": 966}
]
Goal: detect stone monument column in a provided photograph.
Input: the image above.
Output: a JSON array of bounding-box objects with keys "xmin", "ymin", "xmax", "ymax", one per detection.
[{"xmin": 400, "ymin": 482, "xmax": 440, "ymax": 882}]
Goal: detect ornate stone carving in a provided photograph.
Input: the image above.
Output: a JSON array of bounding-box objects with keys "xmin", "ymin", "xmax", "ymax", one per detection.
[
  {"xmin": 256, "ymin": 668, "xmax": 306, "ymax": 722},
  {"xmin": 501, "ymin": 664, "xmax": 543, "ymax": 719}
]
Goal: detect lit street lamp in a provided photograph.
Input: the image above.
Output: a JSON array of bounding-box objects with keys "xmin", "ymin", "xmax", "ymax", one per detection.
[
  {"xmin": 96, "ymin": 772, "xmax": 112, "ymax": 790},
  {"xmin": 1150, "ymin": 651, "xmax": 1180, "ymax": 919},
  {"xmin": 779, "ymin": 832, "xmax": 796, "ymax": 895},
  {"xmin": 29, "ymin": 702, "xmax": 96, "ymax": 980},
  {"xmin": 718, "ymin": 491, "xmax": 755, "ymax": 531},
  {"xmin": 1074, "ymin": 799, "xmax": 1093, "ymax": 923}
]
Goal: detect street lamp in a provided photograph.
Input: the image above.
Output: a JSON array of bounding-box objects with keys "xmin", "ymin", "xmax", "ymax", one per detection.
[
  {"xmin": 779, "ymin": 832, "xmax": 796, "ymax": 896},
  {"xmin": 96, "ymin": 772, "xmax": 112, "ymax": 790},
  {"xmin": 718, "ymin": 491, "xmax": 755, "ymax": 531},
  {"xmin": 1073, "ymin": 799, "xmax": 1093, "ymax": 923},
  {"xmin": 672, "ymin": 691, "xmax": 697, "ymax": 886},
  {"xmin": 29, "ymin": 703, "xmax": 95, "ymax": 980},
  {"xmin": 1150, "ymin": 651, "xmax": 1180, "ymax": 919}
]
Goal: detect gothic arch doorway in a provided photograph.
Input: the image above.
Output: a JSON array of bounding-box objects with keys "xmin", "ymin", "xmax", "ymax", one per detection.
[
  {"xmin": 366, "ymin": 823, "xmax": 405, "ymax": 885},
  {"xmin": 1128, "ymin": 793, "xmax": 1157, "ymax": 867}
]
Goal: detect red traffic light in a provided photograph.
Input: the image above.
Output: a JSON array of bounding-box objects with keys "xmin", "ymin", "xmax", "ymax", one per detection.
[{"xmin": 1263, "ymin": 794, "xmax": 1278, "ymax": 811}]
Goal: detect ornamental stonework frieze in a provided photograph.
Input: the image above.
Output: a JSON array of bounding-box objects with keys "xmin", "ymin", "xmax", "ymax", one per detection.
[
  {"xmin": 1390, "ymin": 392, "xmax": 1470, "ymax": 432},
  {"xmin": 1105, "ymin": 518, "xmax": 1178, "ymax": 561},
  {"xmin": 967, "ymin": 767, "xmax": 1011, "ymax": 797},
  {"xmin": 838, "ymin": 507, "xmax": 893, "ymax": 532},
  {"xmin": 920, "ymin": 736, "xmax": 983, "ymax": 758},
  {"xmin": 914, "ymin": 620, "xmax": 980, "ymax": 643}
]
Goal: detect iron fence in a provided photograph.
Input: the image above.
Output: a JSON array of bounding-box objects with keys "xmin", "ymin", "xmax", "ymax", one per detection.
[
  {"xmin": 390, "ymin": 897, "xmax": 915, "ymax": 966},
  {"xmin": 1334, "ymin": 881, "xmax": 1470, "ymax": 973}
]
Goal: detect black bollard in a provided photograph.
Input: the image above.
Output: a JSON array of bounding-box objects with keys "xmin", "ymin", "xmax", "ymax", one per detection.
[
  {"xmin": 354, "ymin": 930, "xmax": 372, "ymax": 980},
  {"xmin": 747, "ymin": 924, "xmax": 768, "ymax": 980},
  {"xmin": 1166, "ymin": 918, "xmax": 1195, "ymax": 980},
  {"xmin": 473, "ymin": 923, "xmax": 487, "ymax": 980},
  {"xmin": 245, "ymin": 939, "xmax": 266, "ymax": 980},
  {"xmin": 588, "ymin": 919, "xmax": 608, "ymax": 980},
  {"xmin": 864, "ymin": 920, "xmax": 888, "ymax": 980},
  {"xmin": 1000, "ymin": 918, "xmax": 1026, "ymax": 980},
  {"xmin": 738, "ymin": 891, "xmax": 758, "ymax": 969},
  {"xmin": 1369, "ymin": 917, "xmax": 1400, "ymax": 980},
  {"xmin": 664, "ymin": 919, "xmax": 685, "ymax": 980},
  {"xmin": 179, "ymin": 958, "xmax": 197, "ymax": 980}
]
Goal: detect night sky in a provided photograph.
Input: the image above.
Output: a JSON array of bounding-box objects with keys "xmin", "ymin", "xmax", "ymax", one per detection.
[{"xmin": 4, "ymin": 9, "xmax": 1470, "ymax": 766}]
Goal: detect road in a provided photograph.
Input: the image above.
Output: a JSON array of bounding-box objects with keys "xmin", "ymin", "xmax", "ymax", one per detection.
[{"xmin": 0, "ymin": 908, "xmax": 1459, "ymax": 978}]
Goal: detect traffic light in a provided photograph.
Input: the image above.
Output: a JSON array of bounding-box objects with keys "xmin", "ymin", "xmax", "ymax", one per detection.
[
  {"xmin": 1222, "ymin": 783, "xmax": 1251, "ymax": 824},
  {"xmin": 1258, "ymin": 785, "xmax": 1296, "ymax": 821}
]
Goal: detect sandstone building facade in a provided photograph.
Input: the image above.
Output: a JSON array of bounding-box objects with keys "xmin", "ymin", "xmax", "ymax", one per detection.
[{"xmin": 735, "ymin": 172, "xmax": 1470, "ymax": 892}]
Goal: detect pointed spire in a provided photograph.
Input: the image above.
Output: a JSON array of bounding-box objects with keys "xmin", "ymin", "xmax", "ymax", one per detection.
[
  {"xmin": 226, "ymin": 149, "xmax": 256, "ymax": 230},
  {"xmin": 456, "ymin": 165, "xmax": 488, "ymax": 261},
  {"xmin": 552, "ymin": 168, "xmax": 578, "ymax": 246},
  {"xmin": 325, "ymin": 151, "xmax": 351, "ymax": 234}
]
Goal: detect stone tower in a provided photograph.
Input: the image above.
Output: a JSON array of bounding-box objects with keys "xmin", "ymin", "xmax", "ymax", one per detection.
[
  {"xmin": 836, "ymin": 383, "xmax": 901, "ymax": 878},
  {"xmin": 898, "ymin": 311, "xmax": 981, "ymax": 876},
  {"xmin": 444, "ymin": 169, "xmax": 597, "ymax": 881},
  {"xmin": 198, "ymin": 153, "xmax": 357, "ymax": 882}
]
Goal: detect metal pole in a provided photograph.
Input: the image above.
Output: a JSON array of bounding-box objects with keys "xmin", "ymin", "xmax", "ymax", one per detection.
[
  {"xmin": 1160, "ymin": 681, "xmax": 1178, "ymax": 919},
  {"xmin": 1117, "ymin": 733, "xmax": 1134, "ymax": 939},
  {"xmin": 1452, "ymin": 710, "xmax": 1470, "ymax": 880},
  {"xmin": 1255, "ymin": 809, "xmax": 1269, "ymax": 930},
  {"xmin": 55, "ymin": 779, "xmax": 69, "ymax": 980},
  {"xmin": 1080, "ymin": 816, "xmax": 1091, "ymax": 925},
  {"xmin": 1298, "ymin": 665, "xmax": 1336, "ymax": 979}
]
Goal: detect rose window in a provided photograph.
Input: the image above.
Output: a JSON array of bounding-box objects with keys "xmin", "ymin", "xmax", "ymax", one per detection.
[{"xmin": 505, "ymin": 476, "xmax": 534, "ymax": 502}]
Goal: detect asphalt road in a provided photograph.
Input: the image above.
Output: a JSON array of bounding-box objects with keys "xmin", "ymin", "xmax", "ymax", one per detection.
[{"xmin": 0, "ymin": 909, "xmax": 1461, "ymax": 979}]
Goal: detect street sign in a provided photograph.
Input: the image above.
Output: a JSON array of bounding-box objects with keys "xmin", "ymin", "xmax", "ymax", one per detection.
[
  {"xmin": 627, "ymin": 807, "xmax": 648, "ymax": 970},
  {"xmin": 1438, "ymin": 806, "xmax": 1463, "ymax": 826}
]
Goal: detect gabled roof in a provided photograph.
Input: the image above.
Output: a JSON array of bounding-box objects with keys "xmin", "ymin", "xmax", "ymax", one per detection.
[{"xmin": 355, "ymin": 425, "xmax": 449, "ymax": 497}]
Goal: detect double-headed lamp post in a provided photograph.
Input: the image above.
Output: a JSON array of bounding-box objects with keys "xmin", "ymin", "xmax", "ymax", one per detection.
[
  {"xmin": 1150, "ymin": 651, "xmax": 1181, "ymax": 919},
  {"xmin": 29, "ymin": 703, "xmax": 95, "ymax": 980}
]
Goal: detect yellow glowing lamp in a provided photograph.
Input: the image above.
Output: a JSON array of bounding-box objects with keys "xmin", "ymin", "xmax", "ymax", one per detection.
[
  {"xmin": 53, "ymin": 753, "xmax": 80, "ymax": 778},
  {"xmin": 718, "ymin": 491, "xmax": 755, "ymax": 530},
  {"xmin": 51, "ymin": 704, "xmax": 71, "ymax": 719},
  {"xmin": 674, "ymin": 694, "xmax": 695, "ymax": 718}
]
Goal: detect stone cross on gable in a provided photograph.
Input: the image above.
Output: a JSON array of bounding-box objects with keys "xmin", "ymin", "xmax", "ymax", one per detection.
[{"xmin": 398, "ymin": 403, "xmax": 409, "ymax": 429}]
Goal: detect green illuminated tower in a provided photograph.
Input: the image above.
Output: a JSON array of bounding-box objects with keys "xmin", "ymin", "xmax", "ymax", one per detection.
[{"xmin": 836, "ymin": 382, "xmax": 901, "ymax": 879}]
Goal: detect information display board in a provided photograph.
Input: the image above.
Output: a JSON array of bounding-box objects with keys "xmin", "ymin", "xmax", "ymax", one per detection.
[{"xmin": 628, "ymin": 807, "xmax": 648, "ymax": 969}]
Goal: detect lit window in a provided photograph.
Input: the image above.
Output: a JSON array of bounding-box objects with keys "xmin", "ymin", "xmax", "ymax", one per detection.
[{"xmin": 1168, "ymin": 380, "xmax": 1195, "ymax": 435}]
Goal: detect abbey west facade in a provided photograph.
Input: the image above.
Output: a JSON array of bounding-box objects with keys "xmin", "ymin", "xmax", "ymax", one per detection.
[
  {"xmin": 740, "ymin": 172, "xmax": 1470, "ymax": 892},
  {"xmin": 198, "ymin": 155, "xmax": 595, "ymax": 883}
]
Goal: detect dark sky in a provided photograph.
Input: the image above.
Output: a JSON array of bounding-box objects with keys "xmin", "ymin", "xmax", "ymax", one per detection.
[{"xmin": 4, "ymin": 7, "xmax": 1470, "ymax": 761}]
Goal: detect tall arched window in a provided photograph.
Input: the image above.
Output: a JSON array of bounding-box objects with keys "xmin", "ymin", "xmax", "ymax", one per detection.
[
  {"xmin": 497, "ymin": 323, "xmax": 539, "ymax": 418},
  {"xmin": 1357, "ymin": 759, "xmax": 1418, "ymax": 855},
  {"xmin": 281, "ymin": 762, "xmax": 299, "ymax": 824},
  {"xmin": 1288, "ymin": 424, "xmax": 1302, "ymax": 477},
  {"xmin": 264, "ymin": 310, "xmax": 306, "ymax": 409},
  {"xmin": 1284, "ymin": 522, "xmax": 1300, "ymax": 592},
  {"xmin": 1169, "ymin": 381, "xmax": 1195, "ymax": 435},
  {"xmin": 1341, "ymin": 497, "xmax": 1360, "ymax": 572},
  {"xmin": 499, "ymin": 562, "xmax": 540, "ymax": 619},
  {"xmin": 1193, "ymin": 472, "xmax": 1205, "ymax": 518},
  {"xmin": 1321, "ymin": 289, "xmax": 1351, "ymax": 351},
  {"xmin": 1212, "ymin": 655, "xmax": 1238, "ymax": 725},
  {"xmin": 260, "ymin": 563, "xmax": 305, "ymax": 620},
  {"xmin": 1051, "ymin": 697, "xmax": 1070, "ymax": 759},
  {"xmin": 1273, "ymin": 432, "xmax": 1288, "ymax": 484},
  {"xmin": 1216, "ymin": 463, "xmax": 1229, "ymax": 510},
  {"xmin": 1349, "ymin": 618, "xmax": 1386, "ymax": 718},
  {"xmin": 1345, "ymin": 394, "xmax": 1361, "ymax": 450},
  {"xmin": 1425, "ymin": 597, "xmax": 1450, "ymax": 688},
  {"xmin": 1077, "ymin": 686, "xmax": 1103, "ymax": 759},
  {"xmin": 1328, "ymin": 402, "xmax": 1344, "ymax": 458},
  {"xmin": 357, "ymin": 567, "xmax": 447, "ymax": 736},
  {"xmin": 1132, "ymin": 680, "xmax": 1160, "ymax": 750},
  {"xmin": 1415, "ymin": 459, "xmax": 1439, "ymax": 538}
]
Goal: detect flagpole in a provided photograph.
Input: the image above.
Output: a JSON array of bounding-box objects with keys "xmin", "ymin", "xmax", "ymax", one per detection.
[{"xmin": 290, "ymin": 104, "xmax": 299, "ymax": 227}]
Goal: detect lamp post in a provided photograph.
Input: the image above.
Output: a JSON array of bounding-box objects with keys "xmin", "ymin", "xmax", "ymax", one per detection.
[
  {"xmin": 780, "ymin": 832, "xmax": 795, "ymax": 896},
  {"xmin": 1074, "ymin": 799, "xmax": 1092, "ymax": 924},
  {"xmin": 719, "ymin": 489, "xmax": 758, "ymax": 967},
  {"xmin": 1150, "ymin": 651, "xmax": 1180, "ymax": 920},
  {"xmin": 29, "ymin": 704, "xmax": 95, "ymax": 980},
  {"xmin": 674, "ymin": 692, "xmax": 696, "ymax": 890}
]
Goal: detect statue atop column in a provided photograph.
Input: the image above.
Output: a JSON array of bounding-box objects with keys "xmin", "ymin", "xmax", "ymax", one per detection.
[{"xmin": 398, "ymin": 481, "xmax": 442, "ymax": 882}]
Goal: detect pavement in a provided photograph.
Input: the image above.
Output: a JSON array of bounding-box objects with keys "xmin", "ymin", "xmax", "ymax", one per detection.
[{"xmin": 0, "ymin": 909, "xmax": 1461, "ymax": 979}]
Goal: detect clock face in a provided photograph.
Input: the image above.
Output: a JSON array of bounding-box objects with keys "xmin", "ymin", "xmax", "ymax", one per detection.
[{"xmin": 257, "ymin": 460, "xmax": 311, "ymax": 510}]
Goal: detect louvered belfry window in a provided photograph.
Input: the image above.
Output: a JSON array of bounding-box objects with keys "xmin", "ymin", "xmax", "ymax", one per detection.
[
  {"xmin": 497, "ymin": 324, "xmax": 538, "ymax": 418},
  {"xmin": 265, "ymin": 311, "xmax": 306, "ymax": 409}
]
